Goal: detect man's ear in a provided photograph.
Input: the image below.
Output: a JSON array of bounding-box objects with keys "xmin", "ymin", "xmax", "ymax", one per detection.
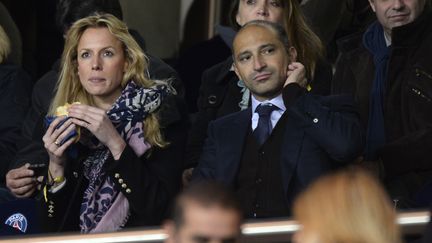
[
  {"xmin": 236, "ymin": 13, "xmax": 243, "ymax": 27},
  {"xmin": 288, "ymin": 47, "xmax": 297, "ymax": 63},
  {"xmin": 233, "ymin": 62, "xmax": 242, "ymax": 80},
  {"xmin": 368, "ymin": 0, "xmax": 376, "ymax": 12}
]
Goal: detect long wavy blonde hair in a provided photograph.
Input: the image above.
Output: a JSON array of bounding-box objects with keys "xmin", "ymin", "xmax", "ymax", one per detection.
[
  {"xmin": 0, "ymin": 25, "xmax": 11, "ymax": 64},
  {"xmin": 293, "ymin": 168, "xmax": 401, "ymax": 243},
  {"xmin": 49, "ymin": 13, "xmax": 165, "ymax": 147},
  {"xmin": 229, "ymin": 0, "xmax": 325, "ymax": 81}
]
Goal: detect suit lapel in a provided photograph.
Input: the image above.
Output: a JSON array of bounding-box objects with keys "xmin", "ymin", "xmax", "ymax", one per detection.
[
  {"xmin": 279, "ymin": 115, "xmax": 305, "ymax": 194},
  {"xmin": 218, "ymin": 109, "xmax": 252, "ymax": 184}
]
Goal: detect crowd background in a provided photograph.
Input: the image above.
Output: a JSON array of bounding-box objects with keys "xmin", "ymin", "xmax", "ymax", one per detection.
[{"xmin": 0, "ymin": 0, "xmax": 432, "ymax": 242}]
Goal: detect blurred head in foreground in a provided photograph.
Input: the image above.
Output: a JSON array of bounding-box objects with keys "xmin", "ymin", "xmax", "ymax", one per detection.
[
  {"xmin": 293, "ymin": 168, "xmax": 401, "ymax": 243},
  {"xmin": 164, "ymin": 181, "xmax": 242, "ymax": 243}
]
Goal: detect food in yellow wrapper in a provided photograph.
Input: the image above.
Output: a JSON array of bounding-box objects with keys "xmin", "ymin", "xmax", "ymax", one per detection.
[
  {"xmin": 55, "ymin": 102, "xmax": 81, "ymax": 116},
  {"xmin": 55, "ymin": 102, "xmax": 81, "ymax": 143}
]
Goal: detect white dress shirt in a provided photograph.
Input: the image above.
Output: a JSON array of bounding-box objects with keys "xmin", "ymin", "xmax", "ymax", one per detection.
[{"xmin": 251, "ymin": 94, "xmax": 286, "ymax": 131}]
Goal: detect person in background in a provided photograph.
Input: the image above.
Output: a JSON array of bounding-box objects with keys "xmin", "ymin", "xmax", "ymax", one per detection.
[
  {"xmin": 0, "ymin": 25, "xmax": 32, "ymax": 193},
  {"xmin": 5, "ymin": 0, "xmax": 187, "ymax": 201},
  {"xmin": 0, "ymin": 2, "xmax": 22, "ymax": 65},
  {"xmin": 292, "ymin": 168, "xmax": 401, "ymax": 243},
  {"xmin": 40, "ymin": 13, "xmax": 184, "ymax": 232},
  {"xmin": 164, "ymin": 181, "xmax": 242, "ymax": 243},
  {"xmin": 332, "ymin": 0, "xmax": 432, "ymax": 208},
  {"xmin": 185, "ymin": 0, "xmax": 332, "ymax": 176}
]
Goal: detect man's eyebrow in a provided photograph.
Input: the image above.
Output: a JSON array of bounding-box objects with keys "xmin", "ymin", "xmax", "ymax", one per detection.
[
  {"xmin": 259, "ymin": 43, "xmax": 276, "ymax": 50},
  {"xmin": 236, "ymin": 49, "xmax": 251, "ymax": 58}
]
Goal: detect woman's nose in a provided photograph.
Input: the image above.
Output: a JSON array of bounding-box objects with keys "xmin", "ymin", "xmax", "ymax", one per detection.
[{"xmin": 91, "ymin": 57, "xmax": 102, "ymax": 70}]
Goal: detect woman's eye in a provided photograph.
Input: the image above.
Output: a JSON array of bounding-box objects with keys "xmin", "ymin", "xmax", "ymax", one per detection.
[
  {"xmin": 80, "ymin": 52, "xmax": 90, "ymax": 58},
  {"xmin": 270, "ymin": 0, "xmax": 281, "ymax": 7},
  {"xmin": 246, "ymin": 0, "xmax": 256, "ymax": 5},
  {"xmin": 103, "ymin": 50, "xmax": 114, "ymax": 57}
]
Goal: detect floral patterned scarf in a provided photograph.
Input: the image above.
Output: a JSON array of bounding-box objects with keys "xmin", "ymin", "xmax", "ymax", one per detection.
[{"xmin": 79, "ymin": 80, "xmax": 173, "ymax": 233}]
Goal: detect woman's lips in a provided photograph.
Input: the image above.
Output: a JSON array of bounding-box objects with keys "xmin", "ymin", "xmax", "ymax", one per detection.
[{"xmin": 89, "ymin": 77, "xmax": 106, "ymax": 82}]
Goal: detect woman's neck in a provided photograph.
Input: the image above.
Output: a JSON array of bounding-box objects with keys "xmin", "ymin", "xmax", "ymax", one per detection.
[
  {"xmin": 93, "ymin": 96, "xmax": 117, "ymax": 111},
  {"xmin": 93, "ymin": 89, "xmax": 122, "ymax": 111}
]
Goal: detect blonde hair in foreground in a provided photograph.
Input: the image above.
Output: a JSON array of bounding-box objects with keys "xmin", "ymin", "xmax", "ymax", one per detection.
[
  {"xmin": 0, "ymin": 25, "xmax": 11, "ymax": 64},
  {"xmin": 294, "ymin": 168, "xmax": 401, "ymax": 243},
  {"xmin": 50, "ymin": 13, "xmax": 165, "ymax": 147}
]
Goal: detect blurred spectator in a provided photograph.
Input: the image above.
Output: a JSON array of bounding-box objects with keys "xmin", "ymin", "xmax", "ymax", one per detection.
[
  {"xmin": 0, "ymin": 2, "xmax": 22, "ymax": 65},
  {"xmin": 164, "ymin": 181, "xmax": 242, "ymax": 243},
  {"xmin": 0, "ymin": 25, "xmax": 32, "ymax": 189},
  {"xmin": 332, "ymin": 0, "xmax": 432, "ymax": 208},
  {"xmin": 301, "ymin": 0, "xmax": 375, "ymax": 63},
  {"xmin": 293, "ymin": 168, "xmax": 401, "ymax": 243}
]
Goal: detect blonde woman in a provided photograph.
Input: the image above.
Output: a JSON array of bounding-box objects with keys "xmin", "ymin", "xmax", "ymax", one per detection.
[
  {"xmin": 293, "ymin": 168, "xmax": 401, "ymax": 243},
  {"xmin": 40, "ymin": 14, "xmax": 186, "ymax": 232}
]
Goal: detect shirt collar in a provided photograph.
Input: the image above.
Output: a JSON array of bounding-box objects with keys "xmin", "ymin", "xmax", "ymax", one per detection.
[{"xmin": 251, "ymin": 94, "xmax": 286, "ymax": 113}]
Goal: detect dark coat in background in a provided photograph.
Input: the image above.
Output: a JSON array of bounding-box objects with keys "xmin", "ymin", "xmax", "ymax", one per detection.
[
  {"xmin": 0, "ymin": 64, "xmax": 32, "ymax": 186},
  {"xmin": 332, "ymin": 9, "xmax": 432, "ymax": 208}
]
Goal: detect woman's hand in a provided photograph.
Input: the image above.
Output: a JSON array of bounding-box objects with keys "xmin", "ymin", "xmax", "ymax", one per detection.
[
  {"xmin": 43, "ymin": 116, "xmax": 77, "ymax": 179},
  {"xmin": 68, "ymin": 104, "xmax": 126, "ymax": 159},
  {"xmin": 284, "ymin": 62, "xmax": 307, "ymax": 88},
  {"xmin": 43, "ymin": 116, "xmax": 76, "ymax": 166}
]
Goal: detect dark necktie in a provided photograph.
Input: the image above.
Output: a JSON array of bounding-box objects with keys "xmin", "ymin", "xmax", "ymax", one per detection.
[{"xmin": 254, "ymin": 103, "xmax": 278, "ymax": 146}]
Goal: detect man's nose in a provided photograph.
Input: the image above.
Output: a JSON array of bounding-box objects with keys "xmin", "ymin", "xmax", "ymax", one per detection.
[
  {"xmin": 253, "ymin": 56, "xmax": 266, "ymax": 71},
  {"xmin": 392, "ymin": 0, "xmax": 406, "ymax": 10}
]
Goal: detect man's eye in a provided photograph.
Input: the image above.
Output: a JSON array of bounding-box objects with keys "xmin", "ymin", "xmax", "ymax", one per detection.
[
  {"xmin": 239, "ymin": 55, "xmax": 251, "ymax": 62},
  {"xmin": 263, "ymin": 48, "xmax": 275, "ymax": 54}
]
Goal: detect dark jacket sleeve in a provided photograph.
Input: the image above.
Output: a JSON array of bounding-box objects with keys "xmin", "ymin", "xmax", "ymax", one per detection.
[
  {"xmin": 12, "ymin": 70, "xmax": 58, "ymax": 170},
  {"xmin": 284, "ymin": 83, "xmax": 364, "ymax": 162},
  {"xmin": 189, "ymin": 120, "xmax": 219, "ymax": 181},
  {"xmin": 0, "ymin": 65, "xmax": 33, "ymax": 183}
]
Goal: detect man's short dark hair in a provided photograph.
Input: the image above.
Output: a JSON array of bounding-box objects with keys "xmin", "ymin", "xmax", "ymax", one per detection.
[
  {"xmin": 234, "ymin": 20, "xmax": 291, "ymax": 54},
  {"xmin": 55, "ymin": 0, "xmax": 123, "ymax": 34},
  {"xmin": 172, "ymin": 181, "xmax": 242, "ymax": 229}
]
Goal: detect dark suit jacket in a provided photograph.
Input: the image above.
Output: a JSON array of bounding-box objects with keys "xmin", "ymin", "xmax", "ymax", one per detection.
[{"xmin": 192, "ymin": 84, "xmax": 364, "ymax": 208}]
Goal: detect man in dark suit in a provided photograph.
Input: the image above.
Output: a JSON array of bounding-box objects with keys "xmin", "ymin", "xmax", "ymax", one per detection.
[{"xmin": 192, "ymin": 20, "xmax": 364, "ymax": 219}]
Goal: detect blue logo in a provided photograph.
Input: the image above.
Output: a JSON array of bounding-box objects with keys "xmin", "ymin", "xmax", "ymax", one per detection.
[{"xmin": 4, "ymin": 213, "xmax": 28, "ymax": 233}]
